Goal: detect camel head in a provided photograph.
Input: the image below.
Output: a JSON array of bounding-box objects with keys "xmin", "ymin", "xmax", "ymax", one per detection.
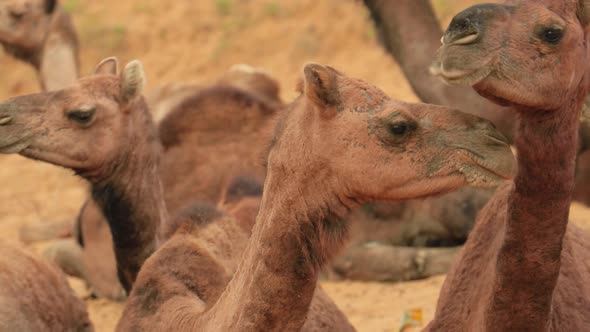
[
  {"xmin": 266, "ymin": 64, "xmax": 515, "ymax": 202},
  {"xmin": 430, "ymin": 0, "xmax": 590, "ymax": 111},
  {"xmin": 0, "ymin": 0, "xmax": 57, "ymax": 49},
  {"xmin": 0, "ymin": 57, "xmax": 149, "ymax": 180}
]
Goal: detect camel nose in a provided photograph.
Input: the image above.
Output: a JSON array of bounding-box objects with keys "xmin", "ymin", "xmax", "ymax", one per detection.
[
  {"xmin": 442, "ymin": 3, "xmax": 509, "ymax": 46},
  {"xmin": 0, "ymin": 115, "xmax": 11, "ymax": 126}
]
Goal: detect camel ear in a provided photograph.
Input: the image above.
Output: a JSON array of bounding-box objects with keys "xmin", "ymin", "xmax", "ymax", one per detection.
[
  {"xmin": 44, "ymin": 0, "xmax": 57, "ymax": 14},
  {"xmin": 303, "ymin": 63, "xmax": 340, "ymax": 117},
  {"xmin": 120, "ymin": 60, "xmax": 145, "ymax": 103},
  {"xmin": 579, "ymin": 0, "xmax": 590, "ymax": 26},
  {"xmin": 95, "ymin": 57, "xmax": 118, "ymax": 76}
]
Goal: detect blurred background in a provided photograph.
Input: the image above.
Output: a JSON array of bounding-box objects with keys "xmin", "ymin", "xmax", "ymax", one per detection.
[{"xmin": 2, "ymin": 1, "xmax": 589, "ymax": 331}]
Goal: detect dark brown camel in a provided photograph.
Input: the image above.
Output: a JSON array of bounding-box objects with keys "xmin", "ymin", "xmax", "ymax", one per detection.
[
  {"xmin": 0, "ymin": 58, "xmax": 514, "ymax": 331},
  {"xmin": 362, "ymin": 0, "xmax": 513, "ymax": 138},
  {"xmin": 0, "ymin": 241, "xmax": 91, "ymax": 331},
  {"xmin": 428, "ymin": 1, "xmax": 590, "ymax": 330},
  {"xmin": 363, "ymin": 0, "xmax": 590, "ymax": 206},
  {"xmin": 0, "ymin": 0, "xmax": 79, "ymax": 91}
]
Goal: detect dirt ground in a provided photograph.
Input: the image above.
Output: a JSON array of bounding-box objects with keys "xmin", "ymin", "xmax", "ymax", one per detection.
[{"xmin": 1, "ymin": 1, "xmax": 589, "ymax": 331}]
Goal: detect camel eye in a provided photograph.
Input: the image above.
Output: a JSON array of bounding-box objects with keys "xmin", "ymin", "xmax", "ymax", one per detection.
[
  {"xmin": 9, "ymin": 10, "xmax": 24, "ymax": 21},
  {"xmin": 539, "ymin": 28, "xmax": 563, "ymax": 45},
  {"xmin": 67, "ymin": 107, "xmax": 96, "ymax": 127},
  {"xmin": 389, "ymin": 122, "xmax": 412, "ymax": 137}
]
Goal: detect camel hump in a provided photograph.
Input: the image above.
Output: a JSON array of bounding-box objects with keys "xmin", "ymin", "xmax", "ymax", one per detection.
[
  {"xmin": 158, "ymin": 84, "xmax": 280, "ymax": 149},
  {"xmin": 163, "ymin": 201, "xmax": 225, "ymax": 238},
  {"xmin": 222, "ymin": 174, "xmax": 264, "ymax": 205}
]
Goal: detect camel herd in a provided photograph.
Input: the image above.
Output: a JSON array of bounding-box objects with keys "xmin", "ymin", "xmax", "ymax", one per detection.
[{"xmin": 0, "ymin": 0, "xmax": 589, "ymax": 331}]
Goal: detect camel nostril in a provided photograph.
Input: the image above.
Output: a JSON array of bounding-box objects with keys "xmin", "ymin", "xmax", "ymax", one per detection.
[
  {"xmin": 0, "ymin": 116, "xmax": 12, "ymax": 125},
  {"xmin": 443, "ymin": 7, "xmax": 483, "ymax": 46}
]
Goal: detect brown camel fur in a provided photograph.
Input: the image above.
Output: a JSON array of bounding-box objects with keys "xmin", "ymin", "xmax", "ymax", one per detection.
[
  {"xmin": 0, "ymin": 0, "xmax": 79, "ymax": 91},
  {"xmin": 0, "ymin": 241, "xmax": 92, "ymax": 331},
  {"xmin": 0, "ymin": 58, "xmax": 514, "ymax": 331},
  {"xmin": 428, "ymin": 1, "xmax": 590, "ymax": 331}
]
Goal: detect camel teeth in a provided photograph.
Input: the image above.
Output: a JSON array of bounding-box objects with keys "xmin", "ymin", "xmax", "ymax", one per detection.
[{"xmin": 0, "ymin": 116, "xmax": 12, "ymax": 125}]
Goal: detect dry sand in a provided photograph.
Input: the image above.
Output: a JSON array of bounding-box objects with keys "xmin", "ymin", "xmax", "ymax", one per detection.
[{"xmin": 0, "ymin": 1, "xmax": 587, "ymax": 331}]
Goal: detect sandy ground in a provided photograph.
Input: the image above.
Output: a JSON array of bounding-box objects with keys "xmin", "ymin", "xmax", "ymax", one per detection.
[{"xmin": 1, "ymin": 0, "xmax": 588, "ymax": 331}]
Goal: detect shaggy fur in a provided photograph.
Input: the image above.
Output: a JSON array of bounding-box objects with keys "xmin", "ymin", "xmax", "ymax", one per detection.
[{"xmin": 0, "ymin": 241, "xmax": 92, "ymax": 331}]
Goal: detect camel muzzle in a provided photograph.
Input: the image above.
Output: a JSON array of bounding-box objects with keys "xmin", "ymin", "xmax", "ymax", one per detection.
[{"xmin": 442, "ymin": 3, "xmax": 511, "ymax": 46}]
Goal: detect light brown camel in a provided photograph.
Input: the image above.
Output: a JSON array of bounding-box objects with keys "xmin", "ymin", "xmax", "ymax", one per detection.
[
  {"xmin": 71, "ymin": 63, "xmax": 504, "ymax": 297},
  {"xmin": 0, "ymin": 57, "xmax": 514, "ymax": 331},
  {"xmin": 428, "ymin": 1, "xmax": 590, "ymax": 330},
  {"xmin": 0, "ymin": 241, "xmax": 91, "ymax": 331},
  {"xmin": 13, "ymin": 64, "xmax": 283, "ymax": 300},
  {"xmin": 0, "ymin": 58, "xmax": 352, "ymax": 331},
  {"xmin": 0, "ymin": 0, "xmax": 79, "ymax": 91}
]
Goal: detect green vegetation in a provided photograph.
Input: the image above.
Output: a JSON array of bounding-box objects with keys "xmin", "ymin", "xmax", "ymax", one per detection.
[{"xmin": 215, "ymin": 0, "xmax": 234, "ymax": 16}]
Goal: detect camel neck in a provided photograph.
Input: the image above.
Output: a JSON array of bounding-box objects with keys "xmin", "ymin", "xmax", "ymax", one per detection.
[
  {"xmin": 38, "ymin": 10, "xmax": 79, "ymax": 91},
  {"xmin": 1, "ymin": 9, "xmax": 79, "ymax": 91},
  {"xmin": 364, "ymin": 0, "xmax": 442, "ymax": 102},
  {"xmin": 491, "ymin": 94, "xmax": 583, "ymax": 329},
  {"xmin": 91, "ymin": 100, "xmax": 168, "ymax": 292},
  {"xmin": 202, "ymin": 170, "xmax": 355, "ymax": 331}
]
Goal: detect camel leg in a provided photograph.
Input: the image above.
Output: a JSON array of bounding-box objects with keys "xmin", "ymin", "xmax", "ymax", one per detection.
[
  {"xmin": 328, "ymin": 243, "xmax": 460, "ymax": 282},
  {"xmin": 19, "ymin": 219, "xmax": 74, "ymax": 244},
  {"xmin": 42, "ymin": 239, "xmax": 86, "ymax": 280}
]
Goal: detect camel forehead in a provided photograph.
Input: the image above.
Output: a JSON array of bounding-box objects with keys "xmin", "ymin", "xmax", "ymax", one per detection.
[
  {"xmin": 338, "ymin": 77, "xmax": 389, "ymax": 112},
  {"xmin": 510, "ymin": 0, "xmax": 579, "ymax": 15}
]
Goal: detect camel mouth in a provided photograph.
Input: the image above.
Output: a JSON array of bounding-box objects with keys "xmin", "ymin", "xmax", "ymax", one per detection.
[
  {"xmin": 462, "ymin": 151, "xmax": 515, "ymax": 188},
  {"xmin": 0, "ymin": 139, "xmax": 30, "ymax": 154},
  {"xmin": 430, "ymin": 64, "xmax": 492, "ymax": 87}
]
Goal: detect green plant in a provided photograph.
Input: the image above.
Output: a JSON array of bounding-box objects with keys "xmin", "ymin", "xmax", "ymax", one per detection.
[
  {"xmin": 215, "ymin": 0, "xmax": 233, "ymax": 16},
  {"xmin": 264, "ymin": 1, "xmax": 281, "ymax": 18},
  {"xmin": 62, "ymin": 0, "xmax": 80, "ymax": 13}
]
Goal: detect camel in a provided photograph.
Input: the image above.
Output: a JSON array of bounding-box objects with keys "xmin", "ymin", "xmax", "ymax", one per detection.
[
  {"xmin": 330, "ymin": 187, "xmax": 493, "ymax": 282},
  {"xmin": 362, "ymin": 0, "xmax": 513, "ymax": 138},
  {"xmin": 67, "ymin": 64, "xmax": 503, "ymax": 298},
  {"xmin": 0, "ymin": 56, "xmax": 514, "ymax": 331},
  {"xmin": 0, "ymin": 0, "xmax": 79, "ymax": 91},
  {"xmin": 363, "ymin": 0, "xmax": 590, "ymax": 206},
  {"xmin": 427, "ymin": 0, "xmax": 590, "ymax": 330},
  {"xmin": 0, "ymin": 241, "xmax": 92, "ymax": 331},
  {"xmin": 0, "ymin": 58, "xmax": 352, "ymax": 331}
]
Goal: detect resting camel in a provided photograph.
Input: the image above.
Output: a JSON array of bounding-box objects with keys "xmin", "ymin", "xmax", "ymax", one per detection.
[
  {"xmin": 428, "ymin": 0, "xmax": 590, "ymax": 330},
  {"xmin": 0, "ymin": 0, "xmax": 78, "ymax": 91},
  {"xmin": 0, "ymin": 57, "xmax": 514, "ymax": 331},
  {"xmin": 0, "ymin": 241, "xmax": 91, "ymax": 331}
]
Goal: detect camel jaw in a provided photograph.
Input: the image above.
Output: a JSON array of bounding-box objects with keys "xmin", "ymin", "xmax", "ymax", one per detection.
[
  {"xmin": 0, "ymin": 139, "xmax": 30, "ymax": 154},
  {"xmin": 429, "ymin": 62, "xmax": 493, "ymax": 87}
]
